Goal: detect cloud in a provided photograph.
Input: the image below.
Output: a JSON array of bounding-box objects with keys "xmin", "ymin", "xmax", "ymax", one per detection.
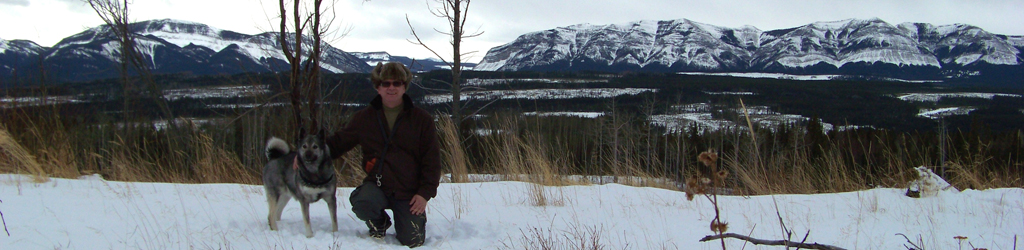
[
  {"xmin": 0, "ymin": 0, "xmax": 29, "ymax": 6},
  {"xmin": 51, "ymin": 0, "xmax": 92, "ymax": 12}
]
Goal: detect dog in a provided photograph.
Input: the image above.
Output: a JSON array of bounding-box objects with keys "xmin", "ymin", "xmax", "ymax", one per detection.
[{"xmin": 263, "ymin": 129, "xmax": 338, "ymax": 238}]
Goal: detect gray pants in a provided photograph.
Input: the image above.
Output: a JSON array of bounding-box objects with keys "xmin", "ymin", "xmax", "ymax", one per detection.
[{"xmin": 350, "ymin": 182, "xmax": 426, "ymax": 247}]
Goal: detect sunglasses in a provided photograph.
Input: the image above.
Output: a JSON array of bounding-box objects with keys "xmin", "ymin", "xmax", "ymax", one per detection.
[{"xmin": 379, "ymin": 80, "xmax": 406, "ymax": 88}]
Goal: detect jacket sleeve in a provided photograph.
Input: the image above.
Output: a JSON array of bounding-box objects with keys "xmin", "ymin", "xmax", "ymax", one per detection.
[
  {"xmin": 326, "ymin": 111, "xmax": 363, "ymax": 159},
  {"xmin": 415, "ymin": 112, "xmax": 443, "ymax": 201}
]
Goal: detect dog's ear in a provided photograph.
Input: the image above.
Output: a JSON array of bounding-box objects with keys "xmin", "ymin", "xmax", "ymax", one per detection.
[
  {"xmin": 299, "ymin": 127, "xmax": 308, "ymax": 140},
  {"xmin": 317, "ymin": 126, "xmax": 329, "ymax": 139}
]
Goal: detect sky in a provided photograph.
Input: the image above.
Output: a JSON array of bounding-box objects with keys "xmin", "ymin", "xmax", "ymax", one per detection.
[
  {"xmin": 3, "ymin": 172, "xmax": 1022, "ymax": 249},
  {"xmin": 2, "ymin": 0, "xmax": 1024, "ymax": 63}
]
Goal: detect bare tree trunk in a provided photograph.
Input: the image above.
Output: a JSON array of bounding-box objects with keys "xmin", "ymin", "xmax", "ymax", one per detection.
[
  {"xmin": 279, "ymin": 0, "xmax": 304, "ymax": 135},
  {"xmin": 84, "ymin": 0, "xmax": 176, "ymax": 131},
  {"xmin": 277, "ymin": 0, "xmax": 333, "ymax": 136},
  {"xmin": 84, "ymin": 0, "xmax": 134, "ymax": 135},
  {"xmin": 305, "ymin": 0, "xmax": 324, "ymax": 129},
  {"xmin": 449, "ymin": 0, "xmax": 463, "ymax": 129},
  {"xmin": 407, "ymin": 0, "xmax": 482, "ymax": 132}
]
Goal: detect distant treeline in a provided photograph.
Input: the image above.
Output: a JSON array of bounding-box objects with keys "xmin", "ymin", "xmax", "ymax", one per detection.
[{"xmin": 5, "ymin": 70, "xmax": 1024, "ymax": 133}]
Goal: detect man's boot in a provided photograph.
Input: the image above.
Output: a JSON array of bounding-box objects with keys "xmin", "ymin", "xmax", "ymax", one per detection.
[{"xmin": 367, "ymin": 216, "xmax": 392, "ymax": 239}]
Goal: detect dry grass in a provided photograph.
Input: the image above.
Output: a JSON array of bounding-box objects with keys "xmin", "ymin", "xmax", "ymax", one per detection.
[
  {"xmin": 28, "ymin": 125, "xmax": 80, "ymax": 179},
  {"xmin": 472, "ymin": 115, "xmax": 574, "ymax": 206},
  {"xmin": 0, "ymin": 113, "xmax": 261, "ymax": 184},
  {"xmin": 437, "ymin": 114, "xmax": 470, "ymax": 183},
  {"xmin": 477, "ymin": 116, "xmax": 559, "ymax": 185},
  {"xmin": 101, "ymin": 135, "xmax": 163, "ymax": 182},
  {"xmin": 189, "ymin": 129, "xmax": 258, "ymax": 184},
  {"xmin": 1, "ymin": 99, "xmax": 1019, "ymax": 194},
  {"xmin": 499, "ymin": 223, "xmax": 608, "ymax": 250},
  {"xmin": 726, "ymin": 144, "xmax": 871, "ymax": 195},
  {"xmin": 334, "ymin": 148, "xmax": 367, "ymax": 187},
  {"xmin": 0, "ymin": 124, "xmax": 49, "ymax": 182}
]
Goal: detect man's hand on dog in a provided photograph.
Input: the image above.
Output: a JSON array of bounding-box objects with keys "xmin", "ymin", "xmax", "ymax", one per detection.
[{"xmin": 410, "ymin": 195, "xmax": 427, "ymax": 215}]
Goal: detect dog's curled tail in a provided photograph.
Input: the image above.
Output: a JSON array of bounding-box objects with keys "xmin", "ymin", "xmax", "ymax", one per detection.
[{"xmin": 265, "ymin": 137, "xmax": 290, "ymax": 160}]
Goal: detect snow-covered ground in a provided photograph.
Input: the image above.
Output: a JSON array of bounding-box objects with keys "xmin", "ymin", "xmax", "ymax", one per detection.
[
  {"xmin": 917, "ymin": 107, "xmax": 977, "ymax": 119},
  {"xmin": 896, "ymin": 93, "xmax": 1023, "ymax": 103},
  {"xmin": 421, "ymin": 88, "xmax": 656, "ymax": 105},
  {"xmin": 0, "ymin": 95, "xmax": 91, "ymax": 108},
  {"xmin": 465, "ymin": 78, "xmax": 611, "ymax": 86},
  {"xmin": 677, "ymin": 72, "xmax": 942, "ymax": 83},
  {"xmin": 648, "ymin": 103, "xmax": 870, "ymax": 134},
  {"xmin": 523, "ymin": 111, "xmax": 605, "ymax": 118},
  {"xmin": 163, "ymin": 85, "xmax": 270, "ymax": 101},
  {"xmin": 2, "ymin": 173, "xmax": 1020, "ymax": 249}
]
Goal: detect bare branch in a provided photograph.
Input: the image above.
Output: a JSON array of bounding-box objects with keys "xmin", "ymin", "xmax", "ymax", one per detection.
[
  {"xmin": 1, "ymin": 199, "xmax": 9, "ymax": 236},
  {"xmin": 896, "ymin": 233, "xmax": 924, "ymax": 250},
  {"xmin": 406, "ymin": 15, "xmax": 453, "ymax": 67},
  {"xmin": 416, "ymin": 79, "xmax": 453, "ymax": 92},
  {"xmin": 464, "ymin": 23, "xmax": 484, "ymax": 39},
  {"xmin": 227, "ymin": 92, "xmax": 293, "ymax": 125},
  {"xmin": 772, "ymin": 196, "xmax": 793, "ymax": 240},
  {"xmin": 278, "ymin": 0, "xmax": 295, "ymax": 63},
  {"xmin": 699, "ymin": 233, "xmax": 847, "ymax": 250},
  {"xmin": 458, "ymin": 0, "xmax": 472, "ymax": 36},
  {"xmin": 463, "ymin": 97, "xmax": 501, "ymax": 123},
  {"xmin": 433, "ymin": 27, "xmax": 454, "ymax": 36},
  {"xmin": 459, "ymin": 50, "xmax": 478, "ymax": 57}
]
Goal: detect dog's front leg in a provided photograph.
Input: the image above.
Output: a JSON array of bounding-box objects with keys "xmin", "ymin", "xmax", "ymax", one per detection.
[
  {"xmin": 301, "ymin": 201, "xmax": 313, "ymax": 238},
  {"xmin": 266, "ymin": 193, "xmax": 278, "ymax": 230},
  {"xmin": 327, "ymin": 195, "xmax": 338, "ymax": 232}
]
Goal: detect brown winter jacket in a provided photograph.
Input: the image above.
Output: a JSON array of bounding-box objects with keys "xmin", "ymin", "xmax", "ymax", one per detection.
[{"xmin": 327, "ymin": 94, "xmax": 442, "ymax": 201}]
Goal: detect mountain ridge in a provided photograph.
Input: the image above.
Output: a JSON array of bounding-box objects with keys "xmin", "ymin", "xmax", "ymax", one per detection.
[
  {"xmin": 475, "ymin": 18, "xmax": 1024, "ymax": 83},
  {"xmin": 1, "ymin": 19, "xmax": 374, "ymax": 85}
]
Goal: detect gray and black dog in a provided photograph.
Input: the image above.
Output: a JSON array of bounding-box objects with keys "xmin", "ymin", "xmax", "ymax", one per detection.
[{"xmin": 263, "ymin": 130, "xmax": 338, "ymax": 238}]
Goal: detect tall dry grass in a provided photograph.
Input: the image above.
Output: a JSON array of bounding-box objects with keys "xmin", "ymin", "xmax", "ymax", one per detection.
[
  {"xmin": 189, "ymin": 127, "xmax": 259, "ymax": 184},
  {"xmin": 437, "ymin": 114, "xmax": 470, "ymax": 183},
  {"xmin": 2, "ymin": 94, "xmax": 1019, "ymax": 194},
  {"xmin": 0, "ymin": 124, "xmax": 49, "ymax": 182},
  {"xmin": 0, "ymin": 103, "xmax": 266, "ymax": 184},
  {"xmin": 443, "ymin": 107, "xmax": 1021, "ymax": 196},
  {"xmin": 475, "ymin": 116, "xmax": 552, "ymax": 185},
  {"xmin": 473, "ymin": 116, "xmax": 562, "ymax": 206}
]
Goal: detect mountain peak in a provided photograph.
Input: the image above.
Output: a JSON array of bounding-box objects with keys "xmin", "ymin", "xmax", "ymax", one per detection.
[
  {"xmin": 135, "ymin": 19, "xmax": 220, "ymax": 33},
  {"xmin": 809, "ymin": 18, "xmax": 856, "ymax": 30},
  {"xmin": 148, "ymin": 18, "xmax": 206, "ymax": 26},
  {"xmin": 350, "ymin": 51, "xmax": 474, "ymax": 72},
  {"xmin": 0, "ymin": 38, "xmax": 8, "ymax": 54}
]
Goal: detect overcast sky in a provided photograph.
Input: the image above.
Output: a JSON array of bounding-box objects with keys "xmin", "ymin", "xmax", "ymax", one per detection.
[{"xmin": 2, "ymin": 0, "xmax": 1023, "ymax": 63}]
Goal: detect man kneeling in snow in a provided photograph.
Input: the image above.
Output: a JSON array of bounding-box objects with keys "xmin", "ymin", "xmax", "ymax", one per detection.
[{"xmin": 323, "ymin": 62, "xmax": 442, "ymax": 247}]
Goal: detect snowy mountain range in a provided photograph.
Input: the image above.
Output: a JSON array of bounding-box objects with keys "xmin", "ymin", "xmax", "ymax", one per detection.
[
  {"xmin": 349, "ymin": 51, "xmax": 477, "ymax": 73},
  {"xmin": 476, "ymin": 18, "xmax": 1024, "ymax": 81},
  {"xmin": 0, "ymin": 38, "xmax": 46, "ymax": 81},
  {"xmin": 0, "ymin": 19, "xmax": 373, "ymax": 85},
  {"xmin": 5, "ymin": 18, "xmax": 1024, "ymax": 86}
]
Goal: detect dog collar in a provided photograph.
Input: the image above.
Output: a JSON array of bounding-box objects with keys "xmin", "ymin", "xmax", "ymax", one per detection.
[{"xmin": 295, "ymin": 156, "xmax": 334, "ymax": 187}]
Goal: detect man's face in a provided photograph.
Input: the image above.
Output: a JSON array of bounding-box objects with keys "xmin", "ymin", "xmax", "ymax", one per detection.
[{"xmin": 376, "ymin": 79, "xmax": 407, "ymax": 106}]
